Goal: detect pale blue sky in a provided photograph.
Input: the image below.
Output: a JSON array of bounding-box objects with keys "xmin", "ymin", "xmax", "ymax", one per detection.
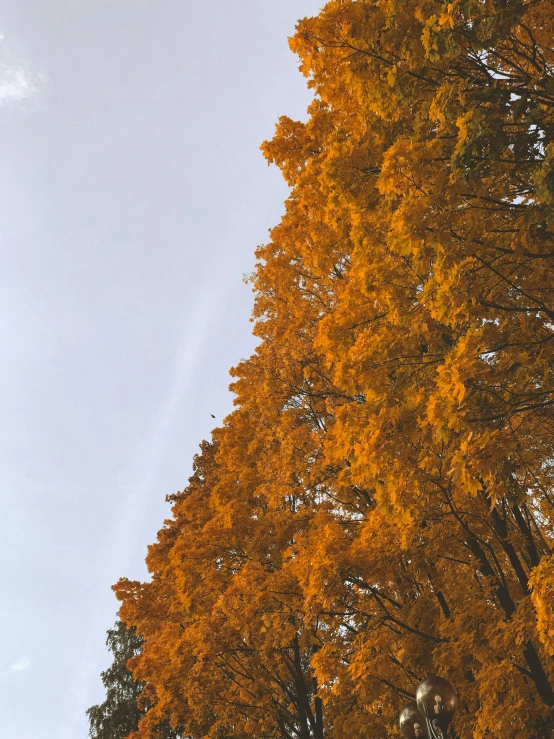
[{"xmin": 0, "ymin": 2, "xmax": 321, "ymax": 736}]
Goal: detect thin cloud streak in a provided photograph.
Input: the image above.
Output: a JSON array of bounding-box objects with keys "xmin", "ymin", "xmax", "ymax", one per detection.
[{"xmin": 62, "ymin": 280, "xmax": 234, "ymax": 739}]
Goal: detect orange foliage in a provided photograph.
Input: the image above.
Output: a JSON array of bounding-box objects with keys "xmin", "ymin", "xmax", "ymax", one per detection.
[{"xmin": 115, "ymin": 1, "xmax": 554, "ymax": 737}]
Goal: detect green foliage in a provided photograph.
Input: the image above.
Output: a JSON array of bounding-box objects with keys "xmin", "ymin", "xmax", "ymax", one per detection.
[{"xmin": 87, "ymin": 621, "xmax": 184, "ymax": 739}]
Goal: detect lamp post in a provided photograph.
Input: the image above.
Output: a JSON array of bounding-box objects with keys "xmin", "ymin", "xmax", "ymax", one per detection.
[{"xmin": 399, "ymin": 676, "xmax": 458, "ymax": 739}]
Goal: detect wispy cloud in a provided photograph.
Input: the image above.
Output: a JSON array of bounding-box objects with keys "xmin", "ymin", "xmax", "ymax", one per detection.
[
  {"xmin": 0, "ymin": 32, "xmax": 45, "ymax": 107},
  {"xmin": 0, "ymin": 65, "xmax": 38, "ymax": 106},
  {"xmin": 11, "ymin": 656, "xmax": 30, "ymax": 671}
]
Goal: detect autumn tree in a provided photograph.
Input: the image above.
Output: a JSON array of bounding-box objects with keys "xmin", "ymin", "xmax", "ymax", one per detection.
[
  {"xmin": 116, "ymin": 440, "xmax": 326, "ymax": 739},
  {"xmin": 114, "ymin": 1, "xmax": 554, "ymax": 738}
]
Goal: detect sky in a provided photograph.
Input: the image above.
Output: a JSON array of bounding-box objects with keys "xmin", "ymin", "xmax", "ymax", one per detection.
[{"xmin": 0, "ymin": 2, "xmax": 322, "ymax": 737}]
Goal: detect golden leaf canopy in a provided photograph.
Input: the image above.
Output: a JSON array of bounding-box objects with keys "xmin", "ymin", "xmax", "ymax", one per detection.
[{"xmin": 114, "ymin": 2, "xmax": 554, "ymax": 737}]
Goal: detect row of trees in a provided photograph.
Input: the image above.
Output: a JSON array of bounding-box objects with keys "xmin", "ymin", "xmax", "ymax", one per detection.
[{"xmin": 89, "ymin": 0, "xmax": 554, "ymax": 736}]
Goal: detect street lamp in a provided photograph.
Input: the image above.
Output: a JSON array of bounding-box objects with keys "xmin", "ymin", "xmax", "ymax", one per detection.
[{"xmin": 399, "ymin": 676, "xmax": 458, "ymax": 739}]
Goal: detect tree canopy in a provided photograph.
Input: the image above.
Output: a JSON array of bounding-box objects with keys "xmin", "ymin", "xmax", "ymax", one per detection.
[
  {"xmin": 113, "ymin": 1, "xmax": 554, "ymax": 737},
  {"xmin": 87, "ymin": 621, "xmax": 184, "ymax": 739}
]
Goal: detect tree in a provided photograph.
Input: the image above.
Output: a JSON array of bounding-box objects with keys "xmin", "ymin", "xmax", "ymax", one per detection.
[
  {"xmin": 87, "ymin": 620, "xmax": 184, "ymax": 739},
  {"xmin": 115, "ymin": 441, "xmax": 326, "ymax": 739},
  {"xmin": 114, "ymin": 1, "xmax": 554, "ymax": 737}
]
